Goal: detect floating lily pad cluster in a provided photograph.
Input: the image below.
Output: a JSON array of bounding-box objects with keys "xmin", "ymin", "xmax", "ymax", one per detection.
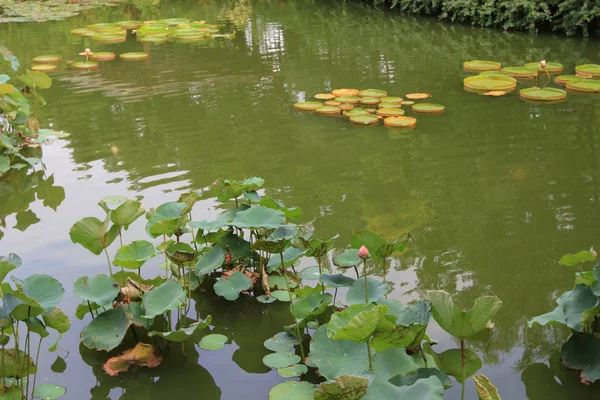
[
  {"xmin": 463, "ymin": 60, "xmax": 600, "ymax": 103},
  {"xmin": 294, "ymin": 88, "xmax": 445, "ymax": 129}
]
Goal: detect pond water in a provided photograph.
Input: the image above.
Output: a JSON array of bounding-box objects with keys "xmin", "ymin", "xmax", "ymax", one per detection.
[{"xmin": 1, "ymin": 0, "xmax": 600, "ymax": 398}]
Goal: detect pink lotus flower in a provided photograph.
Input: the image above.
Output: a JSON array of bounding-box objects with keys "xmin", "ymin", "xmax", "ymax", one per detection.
[
  {"xmin": 358, "ymin": 245, "xmax": 369, "ymax": 259},
  {"xmin": 540, "ymin": 60, "xmax": 547, "ymax": 69},
  {"xmin": 78, "ymin": 48, "xmax": 93, "ymax": 56}
]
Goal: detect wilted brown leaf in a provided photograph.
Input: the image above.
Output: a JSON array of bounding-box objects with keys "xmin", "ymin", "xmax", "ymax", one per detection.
[{"xmin": 103, "ymin": 343, "xmax": 162, "ymax": 376}]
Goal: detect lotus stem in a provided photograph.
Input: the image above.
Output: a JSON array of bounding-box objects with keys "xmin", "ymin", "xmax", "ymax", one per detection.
[
  {"xmin": 118, "ymin": 226, "xmax": 123, "ymax": 247},
  {"xmin": 87, "ymin": 300, "xmax": 95, "ymax": 319},
  {"xmin": 363, "ymin": 258, "xmax": 369, "ymax": 303},
  {"xmin": 317, "ymin": 257, "xmax": 324, "ymax": 294},
  {"xmin": 163, "ymin": 234, "xmax": 169, "ymax": 279},
  {"xmin": 353, "ymin": 266, "xmax": 359, "ymax": 279},
  {"xmin": 382, "ymin": 258, "xmax": 386, "ymax": 283},
  {"xmin": 30, "ymin": 336, "xmax": 42, "ymax": 400},
  {"xmin": 420, "ymin": 346, "xmax": 428, "ymax": 368},
  {"xmin": 461, "ymin": 338, "xmax": 466, "ymax": 400},
  {"xmin": 367, "ymin": 340, "xmax": 373, "ymax": 372},
  {"xmin": 103, "ymin": 246, "xmax": 114, "ymax": 276},
  {"xmin": 281, "ymin": 253, "xmax": 305, "ymax": 360},
  {"xmin": 333, "ymin": 288, "xmax": 338, "ymax": 306}
]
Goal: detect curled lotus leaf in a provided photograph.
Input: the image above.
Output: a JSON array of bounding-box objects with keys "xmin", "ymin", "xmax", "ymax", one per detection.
[
  {"xmin": 120, "ymin": 52, "xmax": 149, "ymax": 61},
  {"xmin": 384, "ymin": 116, "xmax": 416, "ymax": 128},
  {"xmin": 259, "ymin": 196, "xmax": 301, "ymax": 221},
  {"xmin": 319, "ymin": 274, "xmax": 355, "ymax": 288},
  {"xmin": 263, "ymin": 352, "xmax": 301, "ymax": 369},
  {"xmin": 525, "ymin": 61, "xmax": 563, "ymax": 73},
  {"xmin": 293, "ymin": 101, "xmax": 322, "ymax": 111},
  {"xmin": 389, "ymin": 368, "xmax": 453, "ymax": 389},
  {"xmin": 11, "ymin": 274, "xmax": 64, "ymax": 313},
  {"xmin": 102, "ymin": 342, "xmax": 162, "ymax": 376},
  {"xmin": 0, "ymin": 253, "xmax": 21, "ymax": 283},
  {"xmin": 425, "ymin": 344, "xmax": 482, "ymax": 383},
  {"xmin": 314, "ymin": 375, "xmax": 369, "ymax": 400},
  {"xmin": 278, "ymin": 363, "xmax": 308, "ymax": 378},
  {"xmin": 166, "ymin": 242, "xmax": 195, "ymax": 264},
  {"xmin": 349, "ymin": 114, "xmax": 379, "ymax": 125},
  {"xmin": 566, "ymin": 80, "xmax": 600, "ymax": 93},
  {"xmin": 293, "ymin": 292, "xmax": 332, "ymax": 322},
  {"xmin": 473, "ymin": 374, "xmax": 502, "ymax": 400},
  {"xmin": 269, "ymin": 381, "xmax": 315, "ymax": 400},
  {"xmin": 528, "ymin": 284, "xmax": 597, "ymax": 332},
  {"xmin": 575, "ymin": 64, "xmax": 600, "ymax": 77},
  {"xmin": 316, "ymin": 106, "xmax": 341, "ymax": 115},
  {"xmin": 501, "ymin": 66, "xmax": 538, "ymax": 78},
  {"xmin": 145, "ymin": 201, "xmax": 186, "ymax": 238},
  {"xmin": 463, "ymin": 75, "xmax": 517, "ymax": 91},
  {"xmin": 519, "ymin": 88, "xmax": 566, "ymax": 101},
  {"xmin": 69, "ymin": 213, "xmax": 119, "ymax": 255},
  {"xmin": 350, "ymin": 230, "xmax": 409, "ymax": 259},
  {"xmin": 33, "ymin": 383, "xmax": 66, "ymax": 399},
  {"xmin": 332, "ymin": 249, "xmax": 360, "ymax": 268},
  {"xmin": 376, "ymin": 108, "xmax": 405, "ymax": 117},
  {"xmin": 463, "ymin": 60, "xmax": 501, "ymax": 71},
  {"xmin": 271, "ymin": 290, "xmax": 296, "ymax": 301},
  {"xmin": 560, "ymin": 333, "xmax": 600, "ymax": 384},
  {"xmin": 412, "ymin": 103, "xmax": 445, "ymax": 114},
  {"xmin": 327, "ymin": 303, "xmax": 388, "ymax": 342},
  {"xmin": 199, "ymin": 333, "xmax": 228, "ymax": 350},
  {"xmin": 113, "ymin": 240, "xmax": 156, "ymax": 269},
  {"xmin": 266, "ymin": 247, "xmax": 306, "ymax": 272},
  {"xmin": 148, "ymin": 318, "xmax": 211, "ymax": 342}
]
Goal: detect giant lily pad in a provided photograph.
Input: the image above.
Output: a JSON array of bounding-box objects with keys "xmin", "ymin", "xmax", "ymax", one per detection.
[
  {"xmin": 293, "ymin": 101, "xmax": 322, "ymax": 111},
  {"xmin": 314, "ymin": 375, "xmax": 369, "ymax": 400},
  {"xmin": 501, "ymin": 67, "xmax": 538, "ymax": 78},
  {"xmin": 378, "ymin": 102, "xmax": 402, "ymax": 109},
  {"xmin": 405, "ymin": 93, "xmax": 431, "ymax": 100},
  {"xmin": 384, "ymin": 116, "xmax": 416, "ymax": 128},
  {"xmin": 269, "ymin": 381, "xmax": 315, "ymax": 400},
  {"xmin": 213, "ymin": 272, "xmax": 252, "ymax": 301},
  {"xmin": 376, "ymin": 108, "xmax": 405, "ymax": 117},
  {"xmin": 316, "ymin": 106, "xmax": 341, "ymax": 115},
  {"xmin": 346, "ymin": 278, "xmax": 389, "ymax": 305},
  {"xmin": 32, "ymin": 55, "xmax": 61, "ymax": 65},
  {"xmin": 113, "ymin": 240, "xmax": 156, "ymax": 269},
  {"xmin": 92, "ymin": 34, "xmax": 126, "ymax": 44},
  {"xmin": 81, "ymin": 306, "xmax": 131, "ymax": 351},
  {"xmin": 359, "ymin": 97, "xmax": 381, "ymax": 105},
  {"xmin": 463, "ymin": 60, "xmax": 501, "ymax": 71},
  {"xmin": 412, "ymin": 103, "xmax": 445, "ymax": 114},
  {"xmin": 309, "ymin": 324, "xmax": 368, "ymax": 380},
  {"xmin": 31, "ymin": 64, "xmax": 57, "ymax": 72},
  {"xmin": 332, "ymin": 89, "xmax": 359, "ymax": 97},
  {"xmin": 11, "ymin": 274, "xmax": 64, "ymax": 313},
  {"xmin": 343, "ymin": 108, "xmax": 369, "ymax": 117},
  {"xmin": 119, "ymin": 20, "xmax": 143, "ymax": 30},
  {"xmin": 463, "ymin": 75, "xmax": 517, "ymax": 91},
  {"xmin": 525, "ymin": 62, "xmax": 563, "ymax": 73},
  {"xmin": 140, "ymin": 36, "xmax": 168, "ymax": 44},
  {"xmin": 381, "ymin": 96, "xmax": 403, "ymax": 104},
  {"xmin": 315, "ymin": 93, "xmax": 335, "ymax": 100},
  {"xmin": 575, "ymin": 64, "xmax": 600, "ymax": 78},
  {"xmin": 120, "ymin": 52, "xmax": 149, "ymax": 61},
  {"xmin": 335, "ymin": 96, "xmax": 360, "ymax": 104},
  {"xmin": 358, "ymin": 89, "xmax": 387, "ymax": 98},
  {"xmin": 143, "ymin": 280, "xmax": 186, "ymax": 318},
  {"xmin": 102, "ymin": 342, "xmax": 162, "ymax": 376},
  {"xmin": 73, "ymin": 275, "xmax": 119, "ymax": 308},
  {"xmin": 349, "ymin": 114, "xmax": 379, "ymax": 125},
  {"xmin": 72, "ymin": 62, "xmax": 99, "ymax": 71},
  {"xmin": 566, "ymin": 80, "xmax": 600, "ymax": 93},
  {"xmin": 554, "ymin": 75, "xmax": 583, "ymax": 85},
  {"xmin": 520, "ymin": 87, "xmax": 567, "ymax": 101}
]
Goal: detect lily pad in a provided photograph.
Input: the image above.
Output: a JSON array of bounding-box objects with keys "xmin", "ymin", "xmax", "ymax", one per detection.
[
  {"xmin": 358, "ymin": 89, "xmax": 387, "ymax": 98},
  {"xmin": 32, "ymin": 55, "xmax": 61, "ymax": 64},
  {"xmin": 143, "ymin": 280, "xmax": 186, "ymax": 318},
  {"xmin": 384, "ymin": 116, "xmax": 416, "ymax": 128},
  {"xmin": 520, "ymin": 87, "xmax": 567, "ymax": 101},
  {"xmin": 114, "ymin": 240, "xmax": 156, "ymax": 269},
  {"xmin": 119, "ymin": 20, "xmax": 143, "ymax": 30},
  {"xmin": 71, "ymin": 28, "xmax": 96, "ymax": 36},
  {"xmin": 463, "ymin": 60, "xmax": 501, "ymax": 71},
  {"xmin": 320, "ymin": 274, "xmax": 355, "ymax": 288},
  {"xmin": 102, "ymin": 342, "xmax": 162, "ymax": 376},
  {"xmin": 278, "ymin": 363, "xmax": 308, "ymax": 378},
  {"xmin": 271, "ymin": 290, "xmax": 296, "ymax": 301},
  {"xmin": 199, "ymin": 333, "xmax": 229, "ymax": 350},
  {"xmin": 381, "ymin": 96, "xmax": 403, "ymax": 104},
  {"xmin": 575, "ymin": 64, "xmax": 600, "ymax": 77},
  {"xmin": 501, "ymin": 66, "xmax": 538, "ymax": 78},
  {"xmin": 90, "ymin": 52, "xmax": 116, "ymax": 61},
  {"xmin": 92, "ymin": 34, "xmax": 126, "ymax": 44},
  {"xmin": 33, "ymin": 383, "xmax": 66, "ymax": 399},
  {"xmin": 566, "ymin": 80, "xmax": 600, "ymax": 93},
  {"xmin": 12, "ymin": 274, "xmax": 64, "ymax": 313},
  {"xmin": 72, "ymin": 62, "xmax": 98, "ymax": 71},
  {"xmin": 378, "ymin": 102, "xmax": 402, "ymax": 109},
  {"xmin": 263, "ymin": 352, "xmax": 301, "ymax": 368},
  {"xmin": 81, "ymin": 306, "xmax": 131, "ymax": 351},
  {"xmin": 332, "ymin": 89, "xmax": 359, "ymax": 97},
  {"xmin": 269, "ymin": 381, "xmax": 315, "ymax": 400},
  {"xmin": 264, "ymin": 332, "xmax": 300, "ymax": 352},
  {"xmin": 554, "ymin": 75, "xmax": 583, "ymax": 85},
  {"xmin": 31, "ymin": 64, "xmax": 57, "ymax": 72},
  {"xmin": 140, "ymin": 36, "xmax": 168, "ymax": 44},
  {"xmin": 324, "ymin": 100, "xmax": 341, "ymax": 106},
  {"xmin": 293, "ymin": 101, "xmax": 322, "ymax": 111},
  {"xmin": 376, "ymin": 108, "xmax": 405, "ymax": 117},
  {"xmin": 73, "ymin": 275, "xmax": 119, "ymax": 308},
  {"xmin": 309, "ymin": 324, "xmax": 368, "ymax": 380},
  {"xmin": 346, "ymin": 278, "xmax": 389, "ymax": 305},
  {"xmin": 339, "ymin": 103, "xmax": 354, "ymax": 110},
  {"xmin": 120, "ymin": 52, "xmax": 149, "ymax": 61},
  {"xmin": 335, "ymin": 96, "xmax": 360, "ymax": 104},
  {"xmin": 463, "ymin": 75, "xmax": 517, "ymax": 91},
  {"xmin": 316, "ymin": 106, "xmax": 341, "ymax": 115},
  {"xmin": 343, "ymin": 108, "xmax": 369, "ymax": 117},
  {"xmin": 359, "ymin": 97, "xmax": 381, "ymax": 105},
  {"xmin": 214, "ymin": 271, "xmax": 252, "ymax": 301},
  {"xmin": 349, "ymin": 114, "xmax": 379, "ymax": 125},
  {"xmin": 412, "ymin": 103, "xmax": 445, "ymax": 114},
  {"xmin": 525, "ymin": 62, "xmax": 563, "ymax": 73},
  {"xmin": 405, "ymin": 93, "xmax": 431, "ymax": 100},
  {"xmin": 315, "ymin": 93, "xmax": 335, "ymax": 100}
]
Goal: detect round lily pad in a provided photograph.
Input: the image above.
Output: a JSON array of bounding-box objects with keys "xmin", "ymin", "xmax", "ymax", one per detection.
[
  {"xmin": 463, "ymin": 60, "xmax": 501, "ymax": 71},
  {"xmin": 88, "ymin": 23, "xmax": 122, "ymax": 31},
  {"xmin": 71, "ymin": 28, "xmax": 95, "ymax": 36},
  {"xmin": 120, "ymin": 52, "xmax": 149, "ymax": 61},
  {"xmin": 316, "ymin": 106, "xmax": 341, "ymax": 115},
  {"xmin": 269, "ymin": 381, "xmax": 315, "ymax": 400},
  {"xmin": 32, "ymin": 55, "xmax": 62, "ymax": 64},
  {"xmin": 376, "ymin": 108, "xmax": 405, "ymax": 117},
  {"xmin": 463, "ymin": 75, "xmax": 517, "ymax": 91},
  {"xmin": 157, "ymin": 18, "xmax": 190, "ymax": 26},
  {"xmin": 501, "ymin": 66, "xmax": 538, "ymax": 78},
  {"xmin": 412, "ymin": 103, "xmax": 445, "ymax": 114},
  {"xmin": 566, "ymin": 80, "xmax": 600, "ymax": 93},
  {"xmin": 140, "ymin": 36, "xmax": 168, "ymax": 44},
  {"xmin": 315, "ymin": 93, "xmax": 335, "ymax": 100},
  {"xmin": 332, "ymin": 88, "xmax": 359, "ymax": 97},
  {"xmin": 293, "ymin": 101, "xmax": 322, "ymax": 111},
  {"xmin": 524, "ymin": 62, "xmax": 563, "ymax": 74},
  {"xmin": 365, "ymin": 108, "xmax": 377, "ymax": 114},
  {"xmin": 479, "ymin": 70, "xmax": 513, "ymax": 76},
  {"xmin": 31, "ymin": 64, "xmax": 57, "ymax": 72},
  {"xmin": 554, "ymin": 75, "xmax": 583, "ymax": 85},
  {"xmin": 349, "ymin": 114, "xmax": 379, "ymax": 125},
  {"xmin": 90, "ymin": 52, "xmax": 115, "ymax": 61},
  {"xmin": 335, "ymin": 96, "xmax": 360, "ymax": 104},
  {"xmin": 343, "ymin": 108, "xmax": 369, "ymax": 117},
  {"xmin": 92, "ymin": 34, "xmax": 126, "ymax": 44},
  {"xmin": 575, "ymin": 64, "xmax": 600, "ymax": 78},
  {"xmin": 519, "ymin": 87, "xmax": 567, "ymax": 101},
  {"xmin": 199, "ymin": 334, "xmax": 228, "ymax": 350},
  {"xmin": 384, "ymin": 116, "xmax": 417, "ymax": 128},
  {"xmin": 263, "ymin": 352, "xmax": 301, "ymax": 369},
  {"xmin": 81, "ymin": 30, "xmax": 101, "ymax": 37},
  {"xmin": 401, "ymin": 100, "xmax": 415, "ymax": 106},
  {"xmin": 380, "ymin": 96, "xmax": 402, "ymax": 104},
  {"xmin": 358, "ymin": 89, "xmax": 387, "ymax": 98},
  {"xmin": 339, "ymin": 103, "xmax": 354, "ymax": 110},
  {"xmin": 278, "ymin": 364, "xmax": 308, "ymax": 378},
  {"xmin": 171, "ymin": 32, "xmax": 206, "ymax": 41},
  {"xmin": 405, "ymin": 93, "xmax": 431, "ymax": 100},
  {"xmin": 324, "ymin": 100, "xmax": 341, "ymax": 106},
  {"xmin": 378, "ymin": 102, "xmax": 402, "ymax": 109},
  {"xmin": 72, "ymin": 61, "xmax": 99, "ymax": 71},
  {"xmin": 119, "ymin": 20, "xmax": 143, "ymax": 30},
  {"xmin": 359, "ymin": 97, "xmax": 381, "ymax": 105},
  {"xmin": 33, "ymin": 383, "xmax": 66, "ymax": 400}
]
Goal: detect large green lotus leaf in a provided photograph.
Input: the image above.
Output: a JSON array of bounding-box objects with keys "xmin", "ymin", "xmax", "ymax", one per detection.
[
  {"xmin": 298, "ymin": 234, "xmax": 339, "ymax": 258},
  {"xmin": 267, "ymin": 247, "xmax": 306, "ymax": 272},
  {"xmin": 298, "ymin": 266, "xmax": 323, "ymax": 281},
  {"xmin": 560, "ymin": 334, "xmax": 600, "ymax": 384},
  {"xmin": 428, "ymin": 290, "xmax": 502, "ymax": 339},
  {"xmin": 264, "ymin": 332, "xmax": 300, "ymax": 352},
  {"xmin": 0, "ymin": 254, "xmax": 21, "ymax": 283},
  {"xmin": 271, "ymin": 290, "xmax": 296, "ymax": 301},
  {"xmin": 42, "ymin": 307, "xmax": 70, "ymax": 334},
  {"xmin": 216, "ymin": 232, "xmax": 252, "ymax": 260},
  {"xmin": 293, "ymin": 292, "xmax": 332, "ymax": 322},
  {"xmin": 268, "ymin": 381, "xmax": 315, "ymax": 400},
  {"xmin": 528, "ymin": 284, "xmax": 598, "ymax": 332},
  {"xmin": 199, "ymin": 333, "xmax": 228, "ymax": 350},
  {"xmin": 33, "ymin": 383, "xmax": 66, "ymax": 400},
  {"xmin": 113, "ymin": 240, "xmax": 156, "ymax": 269},
  {"xmin": 327, "ymin": 304, "xmax": 388, "ymax": 342},
  {"xmin": 259, "ymin": 197, "xmax": 302, "ymax": 221},
  {"xmin": 142, "ymin": 280, "xmax": 185, "ymax": 318},
  {"xmin": 277, "ymin": 363, "xmax": 308, "ymax": 378},
  {"xmin": 267, "ymin": 275, "xmax": 298, "ymax": 290},
  {"xmin": 69, "ymin": 214, "xmax": 119, "ymax": 255},
  {"xmin": 389, "ymin": 368, "xmax": 453, "ymax": 389},
  {"xmin": 26, "ymin": 316, "xmax": 49, "ymax": 338},
  {"xmin": 350, "ymin": 230, "xmax": 408, "ymax": 259},
  {"xmin": 332, "ymin": 249, "xmax": 361, "ymax": 268},
  {"xmin": 377, "ymin": 298, "xmax": 431, "ymax": 326},
  {"xmin": 559, "ymin": 250, "xmax": 596, "ymax": 267},
  {"xmin": 263, "ymin": 352, "xmax": 301, "ymax": 369},
  {"xmin": 148, "ymin": 318, "xmax": 211, "ymax": 342},
  {"xmin": 111, "ymin": 199, "xmax": 145, "ymax": 229},
  {"xmin": 195, "ymin": 244, "xmax": 225, "ymax": 276},
  {"xmin": 177, "ymin": 190, "xmax": 202, "ymax": 214},
  {"xmin": 73, "ymin": 275, "xmax": 119, "ymax": 308},
  {"xmin": 370, "ymin": 322, "xmax": 427, "ymax": 352},
  {"xmin": 0, "ymin": 348, "xmax": 36, "ymax": 378},
  {"xmin": 75, "ymin": 301, "xmax": 100, "ymax": 320},
  {"xmin": 362, "ymin": 376, "xmax": 444, "ymax": 400},
  {"xmin": 372, "ymin": 347, "xmax": 421, "ymax": 380},
  {"xmin": 309, "ymin": 324, "xmax": 369, "ymax": 380},
  {"xmin": 592, "ymin": 264, "xmax": 600, "ymax": 296},
  {"xmin": 425, "ymin": 345, "xmax": 482, "ymax": 383},
  {"xmin": 210, "ymin": 177, "xmax": 264, "ymax": 203},
  {"xmin": 81, "ymin": 306, "xmax": 131, "ymax": 351},
  {"xmin": 252, "ymin": 238, "xmax": 290, "ymax": 254},
  {"xmin": 10, "ymin": 274, "xmax": 64, "ymax": 313},
  {"xmin": 122, "ymin": 302, "xmax": 153, "ymax": 330},
  {"xmin": 98, "ymin": 196, "xmax": 128, "ymax": 213},
  {"xmin": 213, "ymin": 272, "xmax": 252, "ymax": 301},
  {"xmin": 231, "ymin": 206, "xmax": 285, "ymax": 229},
  {"xmin": 320, "ymin": 274, "xmax": 355, "ymax": 288},
  {"xmin": 472, "ymin": 374, "xmax": 501, "ymax": 400},
  {"xmin": 346, "ymin": 278, "xmax": 390, "ymax": 305},
  {"xmin": 166, "ymin": 242, "xmax": 195, "ymax": 265},
  {"xmin": 18, "ymin": 69, "xmax": 52, "ymax": 89},
  {"xmin": 145, "ymin": 202, "xmax": 186, "ymax": 238},
  {"xmin": 314, "ymin": 375, "xmax": 369, "ymax": 400},
  {"xmin": 3, "ymin": 291, "xmax": 43, "ymax": 320}
]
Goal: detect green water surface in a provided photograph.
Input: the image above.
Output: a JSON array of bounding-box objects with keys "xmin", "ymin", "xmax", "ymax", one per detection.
[{"xmin": 1, "ymin": 0, "xmax": 600, "ymax": 398}]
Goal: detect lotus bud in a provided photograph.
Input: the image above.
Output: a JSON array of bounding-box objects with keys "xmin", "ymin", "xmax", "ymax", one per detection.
[
  {"xmin": 358, "ymin": 245, "xmax": 369, "ymax": 259},
  {"xmin": 592, "ymin": 249, "xmax": 597, "ymax": 258},
  {"xmin": 540, "ymin": 60, "xmax": 547, "ymax": 69}
]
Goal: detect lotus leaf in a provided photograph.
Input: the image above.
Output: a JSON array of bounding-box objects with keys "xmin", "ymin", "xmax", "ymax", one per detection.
[
  {"xmin": 166, "ymin": 242, "xmax": 195, "ymax": 264},
  {"xmin": 263, "ymin": 352, "xmax": 301, "ymax": 369},
  {"xmin": 113, "ymin": 240, "xmax": 156, "ymax": 269},
  {"xmin": 524, "ymin": 62, "xmax": 563, "ymax": 73},
  {"xmin": 332, "ymin": 89, "xmax": 359, "ymax": 97},
  {"xmin": 110, "ymin": 199, "xmax": 145, "ymax": 228},
  {"xmin": 566, "ymin": 80, "xmax": 600, "ymax": 93},
  {"xmin": 98, "ymin": 196, "xmax": 128, "ymax": 212},
  {"xmin": 31, "ymin": 64, "xmax": 57, "ymax": 72},
  {"xmin": 327, "ymin": 303, "xmax": 388, "ymax": 342},
  {"xmin": 266, "ymin": 247, "xmax": 306, "ymax": 272},
  {"xmin": 0, "ymin": 348, "xmax": 36, "ymax": 378},
  {"xmin": 384, "ymin": 116, "xmax": 416, "ymax": 128},
  {"xmin": 314, "ymin": 375, "xmax": 369, "ymax": 400},
  {"xmin": 350, "ymin": 230, "xmax": 408, "ymax": 259},
  {"xmin": 214, "ymin": 271, "xmax": 252, "ymax": 301},
  {"xmin": 33, "ymin": 383, "xmax": 66, "ymax": 399},
  {"xmin": 278, "ymin": 364, "xmax": 308, "ymax": 378},
  {"xmin": 359, "ymin": 97, "xmax": 381, "ymax": 105},
  {"xmin": 358, "ymin": 89, "xmax": 387, "ymax": 98},
  {"xmin": 425, "ymin": 345, "xmax": 482, "ymax": 383},
  {"xmin": 11, "ymin": 274, "xmax": 64, "ymax": 313},
  {"xmin": 72, "ymin": 62, "xmax": 99, "ymax": 70},
  {"xmin": 73, "ymin": 275, "xmax": 119, "ymax": 308},
  {"xmin": 145, "ymin": 202, "xmax": 186, "ymax": 238},
  {"xmin": 335, "ymin": 96, "xmax": 360, "ymax": 104},
  {"xmin": 81, "ymin": 306, "xmax": 131, "ymax": 351},
  {"xmin": 320, "ymin": 274, "xmax": 355, "ymax": 288},
  {"xmin": 520, "ymin": 88, "xmax": 567, "ymax": 101},
  {"xmin": 346, "ymin": 278, "xmax": 390, "ymax": 305},
  {"xmin": 293, "ymin": 292, "xmax": 332, "ymax": 322},
  {"xmin": 199, "ymin": 333, "xmax": 229, "ymax": 350},
  {"xmin": 378, "ymin": 298, "xmax": 431, "ymax": 326},
  {"xmin": 298, "ymin": 266, "xmax": 322, "ymax": 280},
  {"xmin": 232, "ymin": 205, "xmax": 285, "ymax": 229},
  {"xmin": 259, "ymin": 197, "xmax": 302, "ymax": 221},
  {"xmin": 149, "ymin": 319, "xmax": 211, "ymax": 342},
  {"xmin": 377, "ymin": 108, "xmax": 405, "ymax": 117},
  {"xmin": 560, "ymin": 333, "xmax": 600, "ymax": 384},
  {"xmin": 18, "ymin": 69, "xmax": 51, "ymax": 89},
  {"xmin": 349, "ymin": 114, "xmax": 379, "ymax": 125},
  {"xmin": 332, "ymin": 249, "xmax": 361, "ymax": 268},
  {"xmin": 43, "ymin": 307, "xmax": 70, "ymax": 334},
  {"xmin": 268, "ymin": 275, "xmax": 298, "ymax": 290},
  {"xmin": 269, "ymin": 381, "xmax": 315, "ymax": 400},
  {"xmin": 412, "ymin": 103, "xmax": 445, "ymax": 114},
  {"xmin": 389, "ymin": 368, "xmax": 453, "ymax": 389},
  {"xmin": 26, "ymin": 316, "xmax": 49, "ymax": 338},
  {"xmin": 103, "ymin": 342, "xmax": 162, "ymax": 376},
  {"xmin": 70, "ymin": 214, "xmax": 118, "ymax": 255},
  {"xmin": 554, "ymin": 75, "xmax": 583, "ymax": 85},
  {"xmin": 256, "ymin": 295, "xmax": 277, "ymax": 304},
  {"xmin": 0, "ymin": 254, "xmax": 20, "ymax": 283},
  {"xmin": 264, "ymin": 332, "xmax": 300, "ymax": 352},
  {"xmin": 142, "ymin": 280, "xmax": 185, "ymax": 318},
  {"xmin": 362, "ymin": 376, "xmax": 444, "ymax": 400},
  {"xmin": 575, "ymin": 64, "xmax": 600, "ymax": 77},
  {"xmin": 464, "ymin": 75, "xmax": 517, "ymax": 91},
  {"xmin": 120, "ymin": 52, "xmax": 149, "ymax": 61},
  {"xmin": 316, "ymin": 106, "xmax": 341, "ymax": 115},
  {"xmin": 343, "ymin": 108, "xmax": 369, "ymax": 117},
  {"xmin": 271, "ymin": 290, "xmax": 296, "ymax": 301},
  {"xmin": 315, "ymin": 93, "xmax": 335, "ymax": 100},
  {"xmin": 501, "ymin": 67, "xmax": 538, "ymax": 77},
  {"xmin": 293, "ymin": 101, "xmax": 322, "ymax": 111},
  {"xmin": 463, "ymin": 60, "xmax": 501, "ymax": 71},
  {"xmin": 370, "ymin": 322, "xmax": 427, "ymax": 352},
  {"xmin": 472, "ymin": 374, "xmax": 502, "ymax": 400}
]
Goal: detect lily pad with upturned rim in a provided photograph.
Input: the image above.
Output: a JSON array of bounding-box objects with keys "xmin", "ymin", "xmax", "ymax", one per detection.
[
  {"xmin": 31, "ymin": 64, "xmax": 57, "ymax": 72},
  {"xmin": 380, "ymin": 96, "xmax": 402, "ymax": 104},
  {"xmin": 384, "ymin": 116, "xmax": 416, "ymax": 128},
  {"xmin": 349, "ymin": 114, "xmax": 379, "ymax": 125},
  {"xmin": 32, "ymin": 55, "xmax": 62, "ymax": 64},
  {"xmin": 335, "ymin": 96, "xmax": 360, "ymax": 104},
  {"xmin": 71, "ymin": 28, "xmax": 96, "ymax": 36},
  {"xmin": 293, "ymin": 101, "xmax": 323, "ymax": 111},
  {"xmin": 140, "ymin": 36, "xmax": 168, "ymax": 44},
  {"xmin": 120, "ymin": 52, "xmax": 149, "ymax": 61},
  {"xmin": 72, "ymin": 62, "xmax": 99, "ymax": 71},
  {"xmin": 412, "ymin": 103, "xmax": 445, "ymax": 114},
  {"xmin": 359, "ymin": 97, "xmax": 380, "ymax": 105},
  {"xmin": 479, "ymin": 70, "xmax": 513, "ymax": 77},
  {"xmin": 401, "ymin": 101, "xmax": 414, "ymax": 106},
  {"xmin": 520, "ymin": 87, "xmax": 567, "ymax": 101},
  {"xmin": 339, "ymin": 103, "xmax": 354, "ymax": 110},
  {"xmin": 566, "ymin": 80, "xmax": 600, "ymax": 93},
  {"xmin": 358, "ymin": 89, "xmax": 387, "ymax": 98},
  {"xmin": 405, "ymin": 93, "xmax": 431, "ymax": 100},
  {"xmin": 324, "ymin": 100, "xmax": 341, "ymax": 106},
  {"xmin": 376, "ymin": 108, "xmax": 405, "ymax": 117},
  {"xmin": 463, "ymin": 75, "xmax": 517, "ymax": 91},
  {"xmin": 378, "ymin": 102, "xmax": 402, "ymax": 109},
  {"xmin": 575, "ymin": 64, "xmax": 600, "ymax": 77},
  {"xmin": 119, "ymin": 20, "xmax": 143, "ymax": 30},
  {"xmin": 332, "ymin": 88, "xmax": 358, "ymax": 97},
  {"xmin": 92, "ymin": 34, "xmax": 126, "ymax": 44},
  {"xmin": 88, "ymin": 23, "xmax": 122, "ymax": 31},
  {"xmin": 463, "ymin": 60, "xmax": 501, "ymax": 71},
  {"xmin": 90, "ymin": 52, "xmax": 115, "ymax": 61},
  {"xmin": 343, "ymin": 109, "xmax": 369, "ymax": 118},
  {"xmin": 501, "ymin": 67, "xmax": 538, "ymax": 78},
  {"xmin": 316, "ymin": 106, "xmax": 341, "ymax": 115},
  {"xmin": 524, "ymin": 62, "xmax": 563, "ymax": 74},
  {"xmin": 315, "ymin": 93, "xmax": 335, "ymax": 100},
  {"xmin": 554, "ymin": 75, "xmax": 583, "ymax": 85}
]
